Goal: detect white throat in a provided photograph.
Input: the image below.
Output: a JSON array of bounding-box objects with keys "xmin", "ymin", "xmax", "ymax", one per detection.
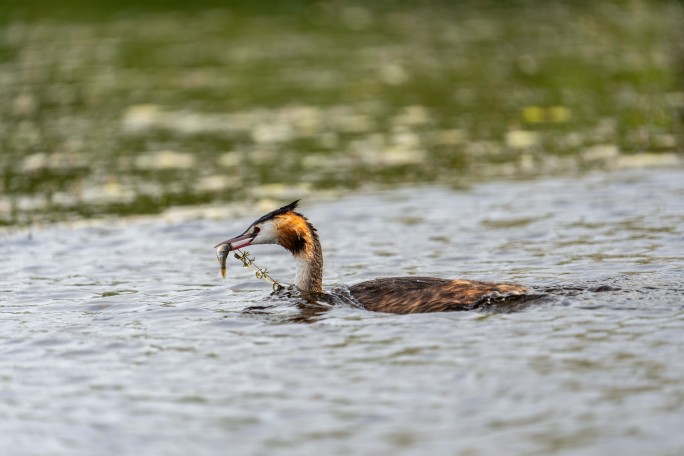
[{"xmin": 293, "ymin": 253, "xmax": 311, "ymax": 290}]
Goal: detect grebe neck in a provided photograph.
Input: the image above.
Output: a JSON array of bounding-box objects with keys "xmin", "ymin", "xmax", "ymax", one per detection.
[
  {"xmin": 293, "ymin": 232, "xmax": 323, "ymax": 293},
  {"xmin": 274, "ymin": 213, "xmax": 324, "ymax": 293}
]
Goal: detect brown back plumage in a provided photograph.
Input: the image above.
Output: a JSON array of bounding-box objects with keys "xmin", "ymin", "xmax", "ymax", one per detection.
[{"xmin": 349, "ymin": 277, "xmax": 529, "ymax": 314}]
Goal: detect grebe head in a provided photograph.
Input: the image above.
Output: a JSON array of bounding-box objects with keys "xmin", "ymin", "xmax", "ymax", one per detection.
[
  {"xmin": 215, "ymin": 200, "xmax": 316, "ymax": 254},
  {"xmin": 215, "ymin": 200, "xmax": 324, "ymax": 292}
]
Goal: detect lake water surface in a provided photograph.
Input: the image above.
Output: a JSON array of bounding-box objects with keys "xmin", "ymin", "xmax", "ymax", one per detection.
[{"xmin": 2, "ymin": 167, "xmax": 684, "ymax": 455}]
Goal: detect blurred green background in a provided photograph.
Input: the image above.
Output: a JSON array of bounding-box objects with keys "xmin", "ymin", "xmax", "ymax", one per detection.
[{"xmin": 1, "ymin": 0, "xmax": 682, "ymax": 226}]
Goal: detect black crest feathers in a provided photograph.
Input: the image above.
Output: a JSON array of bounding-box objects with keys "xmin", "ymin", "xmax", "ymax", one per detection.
[{"xmin": 252, "ymin": 200, "xmax": 300, "ymax": 225}]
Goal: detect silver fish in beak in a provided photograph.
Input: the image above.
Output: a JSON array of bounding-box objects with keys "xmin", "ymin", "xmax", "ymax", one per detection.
[
  {"xmin": 214, "ymin": 230, "xmax": 257, "ymax": 278},
  {"xmin": 215, "ymin": 242, "xmax": 231, "ymax": 278}
]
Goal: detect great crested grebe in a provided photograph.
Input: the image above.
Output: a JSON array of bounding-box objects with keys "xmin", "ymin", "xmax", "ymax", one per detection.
[{"xmin": 214, "ymin": 201, "xmax": 531, "ymax": 314}]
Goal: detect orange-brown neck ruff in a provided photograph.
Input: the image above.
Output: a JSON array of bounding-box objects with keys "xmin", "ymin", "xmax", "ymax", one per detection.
[{"xmin": 274, "ymin": 212, "xmax": 323, "ymax": 292}]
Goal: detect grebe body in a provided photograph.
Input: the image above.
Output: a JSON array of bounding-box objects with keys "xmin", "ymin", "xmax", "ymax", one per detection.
[{"xmin": 215, "ymin": 201, "xmax": 530, "ymax": 314}]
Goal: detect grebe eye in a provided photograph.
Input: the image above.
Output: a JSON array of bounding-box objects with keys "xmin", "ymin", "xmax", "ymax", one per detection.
[{"xmin": 252, "ymin": 226, "xmax": 260, "ymax": 234}]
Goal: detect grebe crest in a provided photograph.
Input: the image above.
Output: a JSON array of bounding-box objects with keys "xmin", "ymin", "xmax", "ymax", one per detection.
[{"xmin": 215, "ymin": 201, "xmax": 532, "ymax": 314}]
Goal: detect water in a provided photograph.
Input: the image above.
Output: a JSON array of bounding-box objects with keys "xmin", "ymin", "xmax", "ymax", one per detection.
[{"xmin": 2, "ymin": 167, "xmax": 684, "ymax": 455}]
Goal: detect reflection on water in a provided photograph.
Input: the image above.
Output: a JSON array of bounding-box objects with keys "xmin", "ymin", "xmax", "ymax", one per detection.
[{"xmin": 2, "ymin": 168, "xmax": 683, "ymax": 455}]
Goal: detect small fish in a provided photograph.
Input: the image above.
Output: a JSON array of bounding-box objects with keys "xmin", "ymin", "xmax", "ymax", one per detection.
[{"xmin": 216, "ymin": 243, "xmax": 231, "ymax": 278}]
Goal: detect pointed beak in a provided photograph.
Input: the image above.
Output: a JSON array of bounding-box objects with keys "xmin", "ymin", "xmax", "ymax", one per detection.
[{"xmin": 214, "ymin": 231, "xmax": 255, "ymax": 251}]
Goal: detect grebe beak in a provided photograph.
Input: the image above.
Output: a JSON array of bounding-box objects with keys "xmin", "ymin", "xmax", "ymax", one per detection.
[{"xmin": 214, "ymin": 231, "xmax": 255, "ymax": 251}]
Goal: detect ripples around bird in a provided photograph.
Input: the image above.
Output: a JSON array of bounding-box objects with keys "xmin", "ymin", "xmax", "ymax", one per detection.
[{"xmin": 1, "ymin": 168, "xmax": 684, "ymax": 455}]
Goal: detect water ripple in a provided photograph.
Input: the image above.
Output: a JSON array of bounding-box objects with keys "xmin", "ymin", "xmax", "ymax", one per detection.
[{"xmin": 1, "ymin": 168, "xmax": 684, "ymax": 455}]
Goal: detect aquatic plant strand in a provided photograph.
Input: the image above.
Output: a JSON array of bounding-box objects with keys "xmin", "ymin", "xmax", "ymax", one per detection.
[{"xmin": 234, "ymin": 249, "xmax": 284, "ymax": 291}]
